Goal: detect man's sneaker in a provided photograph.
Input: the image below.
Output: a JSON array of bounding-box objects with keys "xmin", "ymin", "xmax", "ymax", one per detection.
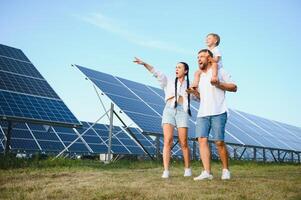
[
  {"xmin": 221, "ymin": 169, "xmax": 231, "ymax": 180},
  {"xmin": 161, "ymin": 170, "xmax": 169, "ymax": 179},
  {"xmin": 193, "ymin": 171, "xmax": 213, "ymax": 181},
  {"xmin": 184, "ymin": 168, "xmax": 192, "ymax": 177}
]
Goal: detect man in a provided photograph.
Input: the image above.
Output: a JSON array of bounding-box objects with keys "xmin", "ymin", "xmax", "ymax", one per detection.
[{"xmin": 188, "ymin": 49, "xmax": 237, "ymax": 180}]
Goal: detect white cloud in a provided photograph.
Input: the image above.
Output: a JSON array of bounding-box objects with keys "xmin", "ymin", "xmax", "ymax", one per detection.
[{"xmin": 78, "ymin": 13, "xmax": 193, "ymax": 55}]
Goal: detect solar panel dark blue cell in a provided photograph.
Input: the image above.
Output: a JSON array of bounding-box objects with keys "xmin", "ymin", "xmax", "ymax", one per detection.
[
  {"xmin": 11, "ymin": 138, "xmax": 39, "ymax": 151},
  {"xmin": 76, "ymin": 65, "xmax": 121, "ymax": 85},
  {"xmin": 125, "ymin": 112, "xmax": 162, "ymax": 134},
  {"xmin": 224, "ymin": 131, "xmax": 244, "ymax": 144},
  {"xmin": 64, "ymin": 142, "xmax": 89, "ymax": 153},
  {"xmin": 0, "ymin": 56, "xmax": 43, "ymax": 79},
  {"xmin": 225, "ymin": 121, "xmax": 263, "ymax": 146},
  {"xmin": 129, "ymin": 89, "xmax": 165, "ymax": 105},
  {"xmin": 92, "ymin": 79, "xmax": 138, "ymax": 100},
  {"xmin": 0, "ymin": 90, "xmax": 80, "ymax": 126},
  {"xmin": 118, "ymin": 138, "xmax": 137, "ymax": 146},
  {"xmin": 127, "ymin": 146, "xmax": 145, "ymax": 154},
  {"xmin": 147, "ymin": 86, "xmax": 165, "ymax": 98},
  {"xmin": 0, "ymin": 44, "xmax": 30, "ymax": 62},
  {"xmin": 11, "ymin": 129, "xmax": 34, "ymax": 139},
  {"xmin": 82, "ymin": 135, "xmax": 103, "ymax": 144},
  {"xmin": 109, "ymin": 95, "xmax": 159, "ymax": 116},
  {"xmin": 88, "ymin": 144, "xmax": 108, "ymax": 153},
  {"xmin": 0, "ymin": 71, "xmax": 59, "ymax": 99},
  {"xmin": 32, "ymin": 130, "xmax": 60, "ymax": 141},
  {"xmin": 37, "ymin": 141, "xmax": 64, "ymax": 151},
  {"xmin": 117, "ymin": 76, "xmax": 155, "ymax": 92},
  {"xmin": 57, "ymin": 133, "xmax": 80, "ymax": 143},
  {"xmin": 109, "ymin": 145, "xmax": 126, "ymax": 153}
]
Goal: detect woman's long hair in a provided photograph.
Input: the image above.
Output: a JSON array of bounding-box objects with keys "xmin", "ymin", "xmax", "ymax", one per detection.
[{"xmin": 174, "ymin": 62, "xmax": 191, "ymax": 116}]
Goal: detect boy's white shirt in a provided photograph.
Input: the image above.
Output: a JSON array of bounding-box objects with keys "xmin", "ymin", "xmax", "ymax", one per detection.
[{"xmin": 211, "ymin": 46, "xmax": 223, "ymax": 69}]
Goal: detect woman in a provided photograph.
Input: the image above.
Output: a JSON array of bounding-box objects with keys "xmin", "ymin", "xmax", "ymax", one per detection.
[{"xmin": 133, "ymin": 57, "xmax": 192, "ymax": 178}]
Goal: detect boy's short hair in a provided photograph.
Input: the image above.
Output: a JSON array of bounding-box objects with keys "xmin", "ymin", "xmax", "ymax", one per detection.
[{"xmin": 207, "ymin": 33, "xmax": 220, "ymax": 46}]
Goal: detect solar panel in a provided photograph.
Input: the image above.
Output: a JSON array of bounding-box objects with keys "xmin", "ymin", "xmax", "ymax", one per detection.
[
  {"xmin": 0, "ymin": 44, "xmax": 81, "ymax": 127},
  {"xmin": 75, "ymin": 65, "xmax": 301, "ymax": 154},
  {"xmin": 0, "ymin": 120, "xmax": 154, "ymax": 155}
]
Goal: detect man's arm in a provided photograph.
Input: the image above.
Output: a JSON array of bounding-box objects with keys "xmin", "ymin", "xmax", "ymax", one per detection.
[{"xmin": 214, "ymin": 81, "xmax": 237, "ymax": 92}]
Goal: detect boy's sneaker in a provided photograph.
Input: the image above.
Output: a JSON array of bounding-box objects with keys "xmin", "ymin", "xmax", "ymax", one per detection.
[
  {"xmin": 161, "ymin": 170, "xmax": 169, "ymax": 179},
  {"xmin": 193, "ymin": 171, "xmax": 213, "ymax": 181},
  {"xmin": 184, "ymin": 168, "xmax": 192, "ymax": 177},
  {"xmin": 221, "ymin": 169, "xmax": 231, "ymax": 180}
]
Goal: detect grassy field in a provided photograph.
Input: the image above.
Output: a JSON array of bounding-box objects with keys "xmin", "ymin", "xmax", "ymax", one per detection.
[{"xmin": 0, "ymin": 155, "xmax": 300, "ymax": 200}]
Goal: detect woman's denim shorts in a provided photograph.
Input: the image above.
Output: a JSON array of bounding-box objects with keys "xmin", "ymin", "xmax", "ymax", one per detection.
[{"xmin": 162, "ymin": 104, "xmax": 189, "ymax": 128}]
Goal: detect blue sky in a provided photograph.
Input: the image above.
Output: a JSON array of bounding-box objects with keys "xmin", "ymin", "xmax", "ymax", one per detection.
[{"xmin": 1, "ymin": 0, "xmax": 301, "ymax": 127}]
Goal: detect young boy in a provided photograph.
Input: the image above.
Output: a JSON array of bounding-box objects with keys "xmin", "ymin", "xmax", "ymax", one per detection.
[
  {"xmin": 191, "ymin": 33, "xmax": 222, "ymax": 88},
  {"xmin": 206, "ymin": 33, "xmax": 222, "ymax": 84}
]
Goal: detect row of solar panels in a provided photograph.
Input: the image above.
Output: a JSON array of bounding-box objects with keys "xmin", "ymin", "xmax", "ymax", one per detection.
[
  {"xmin": 1, "ymin": 120, "xmax": 298, "ymax": 162},
  {"xmin": 76, "ymin": 65, "xmax": 301, "ymax": 153},
  {"xmin": 0, "ymin": 121, "xmax": 151, "ymax": 155}
]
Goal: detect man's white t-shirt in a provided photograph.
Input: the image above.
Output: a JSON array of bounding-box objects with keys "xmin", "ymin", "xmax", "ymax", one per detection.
[
  {"xmin": 211, "ymin": 46, "xmax": 223, "ymax": 69},
  {"xmin": 197, "ymin": 67, "xmax": 234, "ymax": 118}
]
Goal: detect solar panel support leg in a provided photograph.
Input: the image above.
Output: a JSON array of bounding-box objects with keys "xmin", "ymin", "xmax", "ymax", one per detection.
[
  {"xmin": 4, "ymin": 121, "xmax": 13, "ymax": 155},
  {"xmin": 291, "ymin": 151, "xmax": 294, "ymax": 163},
  {"xmin": 263, "ymin": 148, "xmax": 266, "ymax": 162},
  {"xmin": 253, "ymin": 147, "xmax": 257, "ymax": 161},
  {"xmin": 192, "ymin": 140, "xmax": 197, "ymax": 161},
  {"xmin": 112, "ymin": 110, "xmax": 155, "ymax": 161},
  {"xmin": 298, "ymin": 153, "xmax": 300, "ymax": 164},
  {"xmin": 107, "ymin": 103, "xmax": 114, "ymax": 163},
  {"xmin": 278, "ymin": 150, "xmax": 281, "ymax": 162},
  {"xmin": 282, "ymin": 152, "xmax": 287, "ymax": 161},
  {"xmin": 233, "ymin": 147, "xmax": 237, "ymax": 160},
  {"xmin": 239, "ymin": 147, "xmax": 247, "ymax": 160},
  {"xmin": 155, "ymin": 136, "xmax": 160, "ymax": 160},
  {"xmin": 270, "ymin": 149, "xmax": 277, "ymax": 162}
]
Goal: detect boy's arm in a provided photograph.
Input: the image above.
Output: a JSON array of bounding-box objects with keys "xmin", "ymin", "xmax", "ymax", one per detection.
[
  {"xmin": 212, "ymin": 56, "xmax": 221, "ymax": 63},
  {"xmin": 191, "ymin": 70, "xmax": 201, "ymax": 88},
  {"xmin": 210, "ymin": 62, "xmax": 219, "ymax": 84}
]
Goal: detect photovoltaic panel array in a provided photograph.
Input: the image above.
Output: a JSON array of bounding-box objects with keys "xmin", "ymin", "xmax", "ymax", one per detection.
[
  {"xmin": 0, "ymin": 44, "xmax": 81, "ymax": 127},
  {"xmin": 0, "ymin": 121, "xmax": 155, "ymax": 155},
  {"xmin": 75, "ymin": 65, "xmax": 301, "ymax": 153}
]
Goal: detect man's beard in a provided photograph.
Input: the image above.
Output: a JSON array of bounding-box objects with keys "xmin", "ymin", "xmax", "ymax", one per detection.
[{"xmin": 199, "ymin": 62, "xmax": 207, "ymax": 70}]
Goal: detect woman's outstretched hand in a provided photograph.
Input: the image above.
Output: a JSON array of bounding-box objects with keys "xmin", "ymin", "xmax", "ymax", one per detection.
[{"xmin": 133, "ymin": 57, "xmax": 145, "ymax": 65}]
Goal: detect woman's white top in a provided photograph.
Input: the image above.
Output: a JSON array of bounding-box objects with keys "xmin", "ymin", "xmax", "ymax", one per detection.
[{"xmin": 151, "ymin": 68, "xmax": 189, "ymax": 112}]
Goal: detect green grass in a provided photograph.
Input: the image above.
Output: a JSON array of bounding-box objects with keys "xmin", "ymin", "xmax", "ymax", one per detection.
[{"xmin": 0, "ymin": 155, "xmax": 300, "ymax": 200}]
